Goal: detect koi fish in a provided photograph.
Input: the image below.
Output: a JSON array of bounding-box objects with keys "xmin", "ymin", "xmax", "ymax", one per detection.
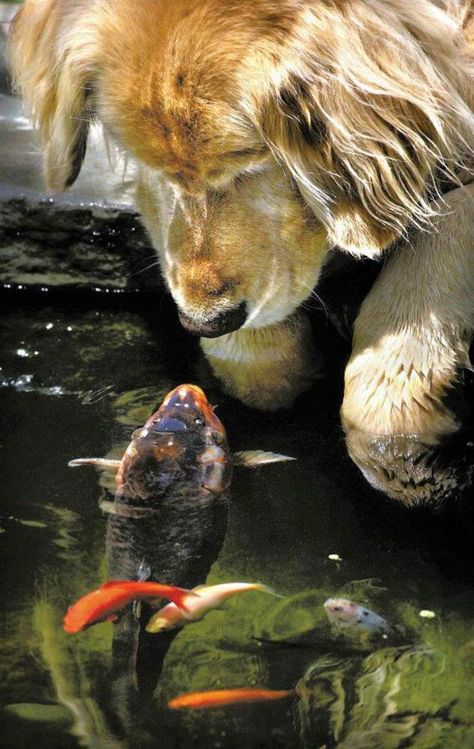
[
  {"xmin": 168, "ymin": 687, "xmax": 296, "ymax": 710},
  {"xmin": 69, "ymin": 384, "xmax": 295, "ymax": 495},
  {"xmin": 69, "ymin": 385, "xmax": 235, "ymax": 587},
  {"xmin": 67, "ymin": 385, "xmax": 294, "ymax": 692},
  {"xmin": 63, "ymin": 580, "xmax": 197, "ymax": 634},
  {"xmin": 146, "ymin": 582, "xmax": 275, "ymax": 633},
  {"xmin": 324, "ymin": 598, "xmax": 391, "ymax": 634}
]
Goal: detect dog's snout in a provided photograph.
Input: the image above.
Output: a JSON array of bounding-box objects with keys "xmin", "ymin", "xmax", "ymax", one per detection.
[
  {"xmin": 183, "ymin": 270, "xmax": 240, "ymax": 301},
  {"xmin": 179, "ymin": 302, "xmax": 248, "ymax": 338}
]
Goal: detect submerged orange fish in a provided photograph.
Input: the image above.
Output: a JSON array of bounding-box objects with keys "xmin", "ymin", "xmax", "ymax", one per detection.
[
  {"xmin": 63, "ymin": 580, "xmax": 197, "ymax": 634},
  {"xmin": 168, "ymin": 687, "xmax": 296, "ymax": 710}
]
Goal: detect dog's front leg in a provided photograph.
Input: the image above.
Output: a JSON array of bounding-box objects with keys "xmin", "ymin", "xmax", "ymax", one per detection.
[
  {"xmin": 341, "ymin": 185, "xmax": 474, "ymax": 508},
  {"xmin": 200, "ymin": 310, "xmax": 322, "ymax": 411}
]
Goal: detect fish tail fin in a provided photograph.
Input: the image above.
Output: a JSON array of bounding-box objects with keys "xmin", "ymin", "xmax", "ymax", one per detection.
[
  {"xmin": 294, "ymin": 686, "xmax": 311, "ymax": 701},
  {"xmin": 251, "ymin": 584, "xmax": 284, "ymax": 598}
]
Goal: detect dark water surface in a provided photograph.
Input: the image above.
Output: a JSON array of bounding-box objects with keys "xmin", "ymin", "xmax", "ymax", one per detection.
[{"xmin": 1, "ymin": 294, "xmax": 474, "ymax": 749}]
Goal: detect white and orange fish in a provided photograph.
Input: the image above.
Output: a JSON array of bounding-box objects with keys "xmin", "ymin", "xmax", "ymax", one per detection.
[
  {"xmin": 324, "ymin": 597, "xmax": 391, "ymax": 634},
  {"xmin": 146, "ymin": 582, "xmax": 275, "ymax": 633}
]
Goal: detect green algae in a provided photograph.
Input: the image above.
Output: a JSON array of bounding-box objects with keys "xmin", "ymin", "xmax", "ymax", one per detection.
[
  {"xmin": 112, "ymin": 386, "xmax": 170, "ymax": 427},
  {"xmin": 3, "ymin": 703, "xmax": 71, "ymax": 723},
  {"xmin": 30, "ymin": 596, "xmax": 119, "ymax": 747}
]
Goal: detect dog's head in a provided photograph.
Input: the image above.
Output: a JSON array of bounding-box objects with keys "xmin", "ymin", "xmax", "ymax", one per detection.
[{"xmin": 10, "ymin": 0, "xmax": 473, "ymax": 336}]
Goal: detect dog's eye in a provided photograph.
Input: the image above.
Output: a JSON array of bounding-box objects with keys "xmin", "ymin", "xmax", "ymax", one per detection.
[
  {"xmin": 233, "ymin": 174, "xmax": 247, "ymax": 187},
  {"xmin": 225, "ymin": 147, "xmax": 266, "ymax": 159}
]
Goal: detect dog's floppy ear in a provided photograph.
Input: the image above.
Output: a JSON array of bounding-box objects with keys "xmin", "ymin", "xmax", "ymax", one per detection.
[
  {"xmin": 251, "ymin": 0, "xmax": 473, "ymax": 257},
  {"xmin": 9, "ymin": 0, "xmax": 95, "ymax": 191}
]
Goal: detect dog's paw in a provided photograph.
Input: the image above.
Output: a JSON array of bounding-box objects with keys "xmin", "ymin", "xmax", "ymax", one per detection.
[{"xmin": 345, "ymin": 428, "xmax": 474, "ymax": 510}]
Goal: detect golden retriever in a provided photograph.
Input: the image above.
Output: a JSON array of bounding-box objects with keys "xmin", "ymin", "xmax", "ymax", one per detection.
[{"xmin": 10, "ymin": 0, "xmax": 474, "ymax": 507}]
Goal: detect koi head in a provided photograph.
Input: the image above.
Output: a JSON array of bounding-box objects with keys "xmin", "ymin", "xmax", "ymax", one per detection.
[
  {"xmin": 150, "ymin": 385, "xmax": 225, "ymax": 438},
  {"xmin": 116, "ymin": 385, "xmax": 232, "ymax": 498},
  {"xmin": 323, "ymin": 598, "xmax": 360, "ymax": 627}
]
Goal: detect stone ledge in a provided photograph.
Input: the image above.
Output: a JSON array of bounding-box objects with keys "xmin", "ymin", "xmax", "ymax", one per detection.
[
  {"xmin": 0, "ymin": 92, "xmax": 161, "ymax": 290},
  {"xmin": 0, "ymin": 188, "xmax": 160, "ymax": 290}
]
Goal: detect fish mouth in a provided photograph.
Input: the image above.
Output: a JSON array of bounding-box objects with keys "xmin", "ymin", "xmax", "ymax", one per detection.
[
  {"xmin": 324, "ymin": 598, "xmax": 358, "ymax": 624},
  {"xmin": 324, "ymin": 599, "xmax": 349, "ymax": 615},
  {"xmin": 162, "ymin": 385, "xmax": 208, "ymax": 412},
  {"xmin": 156, "ymin": 385, "xmax": 226, "ymax": 436},
  {"xmin": 135, "ymin": 385, "xmax": 226, "ymax": 443}
]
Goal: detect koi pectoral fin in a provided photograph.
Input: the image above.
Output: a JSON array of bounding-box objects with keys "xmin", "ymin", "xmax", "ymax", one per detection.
[
  {"xmin": 232, "ymin": 451, "xmax": 296, "ymax": 468},
  {"xmin": 68, "ymin": 458, "xmax": 122, "ymax": 470}
]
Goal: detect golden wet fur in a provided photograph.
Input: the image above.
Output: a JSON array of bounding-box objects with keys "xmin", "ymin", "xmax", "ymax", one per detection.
[{"xmin": 10, "ymin": 0, "xmax": 474, "ymax": 505}]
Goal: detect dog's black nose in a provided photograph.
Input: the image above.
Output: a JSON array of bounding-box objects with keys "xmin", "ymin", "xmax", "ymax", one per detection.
[{"xmin": 179, "ymin": 302, "xmax": 248, "ymax": 338}]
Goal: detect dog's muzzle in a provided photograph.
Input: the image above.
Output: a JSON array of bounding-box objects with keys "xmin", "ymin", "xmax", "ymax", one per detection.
[{"xmin": 179, "ymin": 302, "xmax": 248, "ymax": 338}]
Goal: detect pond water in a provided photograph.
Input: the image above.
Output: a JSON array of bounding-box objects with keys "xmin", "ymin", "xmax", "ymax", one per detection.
[{"xmin": 1, "ymin": 290, "xmax": 474, "ymax": 749}]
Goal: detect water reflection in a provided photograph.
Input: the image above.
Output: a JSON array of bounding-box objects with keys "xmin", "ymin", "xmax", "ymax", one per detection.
[
  {"xmin": 28, "ymin": 421, "xmax": 229, "ymax": 748},
  {"xmin": 106, "ymin": 482, "xmax": 228, "ymax": 740},
  {"xmin": 33, "ymin": 599, "xmax": 123, "ymax": 749}
]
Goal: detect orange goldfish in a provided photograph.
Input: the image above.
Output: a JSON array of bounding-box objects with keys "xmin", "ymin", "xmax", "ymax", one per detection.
[
  {"xmin": 168, "ymin": 687, "xmax": 296, "ymax": 710},
  {"xmin": 63, "ymin": 580, "xmax": 197, "ymax": 634}
]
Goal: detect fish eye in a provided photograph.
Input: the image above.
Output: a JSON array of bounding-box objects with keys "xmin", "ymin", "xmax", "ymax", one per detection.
[
  {"xmin": 194, "ymin": 417, "xmax": 204, "ymax": 427},
  {"xmin": 333, "ymin": 606, "xmax": 342, "ymax": 612},
  {"xmin": 212, "ymin": 431, "xmax": 224, "ymax": 445},
  {"xmin": 362, "ymin": 610, "xmax": 369, "ymax": 616}
]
